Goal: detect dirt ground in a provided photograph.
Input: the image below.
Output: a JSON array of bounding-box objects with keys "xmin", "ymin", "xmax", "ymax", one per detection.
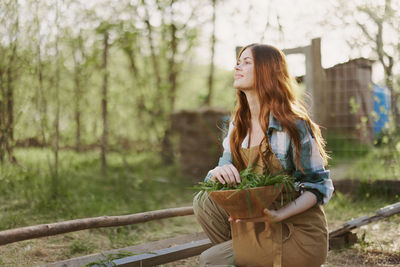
[{"xmin": 163, "ymin": 249, "xmax": 400, "ymax": 267}]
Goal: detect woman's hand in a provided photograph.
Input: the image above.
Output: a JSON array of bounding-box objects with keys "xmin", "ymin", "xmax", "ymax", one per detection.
[
  {"xmin": 228, "ymin": 208, "xmax": 282, "ymax": 228},
  {"xmin": 210, "ymin": 164, "xmax": 241, "ymax": 185}
]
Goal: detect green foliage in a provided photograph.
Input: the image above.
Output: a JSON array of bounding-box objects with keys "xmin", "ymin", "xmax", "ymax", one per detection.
[
  {"xmin": 344, "ymin": 143, "xmax": 400, "ymax": 181},
  {"xmin": 325, "ymin": 131, "xmax": 371, "ymax": 166},
  {"xmin": 0, "ymin": 148, "xmax": 196, "ymax": 231},
  {"xmin": 324, "ymin": 191, "xmax": 398, "ymax": 222},
  {"xmin": 69, "ymin": 239, "xmax": 96, "ymax": 255},
  {"xmin": 194, "ymin": 165, "xmax": 296, "ymax": 207},
  {"xmin": 195, "ymin": 166, "xmax": 295, "ymax": 191},
  {"xmin": 0, "ymin": 0, "xmax": 219, "ymax": 155}
]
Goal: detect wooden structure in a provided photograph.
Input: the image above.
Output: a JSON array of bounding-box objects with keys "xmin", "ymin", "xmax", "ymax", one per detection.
[
  {"xmin": 171, "ymin": 107, "xmax": 229, "ymax": 181},
  {"xmin": 282, "ymin": 38, "xmax": 326, "ymax": 125},
  {"xmin": 324, "ymin": 58, "xmax": 375, "ymax": 143},
  {"xmin": 47, "ymin": 233, "xmax": 211, "ymax": 267},
  {"xmin": 281, "ymin": 39, "xmax": 375, "ymax": 144}
]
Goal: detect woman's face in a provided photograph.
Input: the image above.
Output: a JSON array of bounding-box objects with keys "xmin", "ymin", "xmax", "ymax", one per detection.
[{"xmin": 233, "ymin": 47, "xmax": 254, "ymax": 90}]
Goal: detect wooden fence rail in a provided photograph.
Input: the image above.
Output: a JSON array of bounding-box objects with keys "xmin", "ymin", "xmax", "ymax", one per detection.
[{"xmin": 0, "ymin": 207, "xmax": 193, "ymax": 246}]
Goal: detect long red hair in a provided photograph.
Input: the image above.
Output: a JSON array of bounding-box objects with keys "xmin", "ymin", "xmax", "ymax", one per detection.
[{"xmin": 230, "ymin": 44, "xmax": 328, "ymax": 172}]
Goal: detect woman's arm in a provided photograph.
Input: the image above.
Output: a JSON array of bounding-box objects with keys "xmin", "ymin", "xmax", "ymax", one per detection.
[
  {"xmin": 231, "ymin": 191, "xmax": 317, "ymax": 224},
  {"xmin": 290, "ymin": 120, "xmax": 334, "ymax": 205}
]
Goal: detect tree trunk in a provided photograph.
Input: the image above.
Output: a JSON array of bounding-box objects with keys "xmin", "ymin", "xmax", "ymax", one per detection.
[
  {"xmin": 385, "ymin": 72, "xmax": 400, "ymax": 130},
  {"xmin": 204, "ymin": 0, "xmax": 216, "ymax": 106},
  {"xmin": 74, "ymin": 71, "xmax": 82, "ymax": 152},
  {"xmin": 161, "ymin": 6, "xmax": 178, "ymax": 165},
  {"xmin": 101, "ymin": 30, "xmax": 109, "ymax": 175},
  {"xmin": 123, "ymin": 39, "xmax": 147, "ymax": 120},
  {"xmin": 73, "ymin": 35, "xmax": 84, "ymax": 153},
  {"xmin": 142, "ymin": 0, "xmax": 162, "ymax": 118},
  {"xmin": 53, "ymin": 0, "xmax": 61, "ymax": 199},
  {"xmin": 3, "ymin": 1, "xmax": 19, "ymax": 164},
  {"xmin": 382, "ymin": 63, "xmax": 400, "ymax": 130},
  {"xmin": 0, "ymin": 67, "xmax": 5, "ymax": 163},
  {"xmin": 34, "ymin": 0, "xmax": 46, "ymax": 146},
  {"xmin": 5, "ymin": 44, "xmax": 17, "ymax": 163}
]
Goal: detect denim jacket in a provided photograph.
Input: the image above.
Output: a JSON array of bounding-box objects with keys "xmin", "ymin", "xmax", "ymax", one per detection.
[{"xmin": 205, "ymin": 113, "xmax": 334, "ymax": 205}]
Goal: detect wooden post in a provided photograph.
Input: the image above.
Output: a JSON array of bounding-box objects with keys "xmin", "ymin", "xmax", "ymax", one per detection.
[
  {"xmin": 280, "ymin": 38, "xmax": 326, "ymax": 125},
  {"xmin": 304, "ymin": 45, "xmax": 314, "ymax": 118},
  {"xmin": 310, "ymin": 38, "xmax": 327, "ymax": 126}
]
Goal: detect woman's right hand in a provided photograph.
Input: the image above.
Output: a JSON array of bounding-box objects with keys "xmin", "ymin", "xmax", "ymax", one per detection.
[{"xmin": 210, "ymin": 164, "xmax": 241, "ymax": 185}]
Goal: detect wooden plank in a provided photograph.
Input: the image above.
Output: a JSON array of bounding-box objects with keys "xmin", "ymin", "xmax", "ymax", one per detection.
[
  {"xmin": 110, "ymin": 239, "xmax": 211, "ymax": 267},
  {"xmin": 0, "ymin": 207, "xmax": 194, "ymax": 246},
  {"xmin": 47, "ymin": 232, "xmax": 208, "ymax": 267},
  {"xmin": 329, "ymin": 231, "xmax": 357, "ymax": 249},
  {"xmin": 282, "ymin": 46, "xmax": 308, "ymax": 55},
  {"xmin": 329, "ymin": 202, "xmax": 400, "ymax": 238}
]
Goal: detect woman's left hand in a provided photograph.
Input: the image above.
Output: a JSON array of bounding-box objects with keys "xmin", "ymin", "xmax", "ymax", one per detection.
[{"xmin": 228, "ymin": 208, "xmax": 282, "ymax": 224}]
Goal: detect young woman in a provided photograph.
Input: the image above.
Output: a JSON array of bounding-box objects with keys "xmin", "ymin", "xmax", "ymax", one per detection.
[{"xmin": 193, "ymin": 44, "xmax": 334, "ymax": 267}]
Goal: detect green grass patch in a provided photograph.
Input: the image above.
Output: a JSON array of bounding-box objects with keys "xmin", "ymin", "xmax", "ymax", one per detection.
[
  {"xmin": 69, "ymin": 239, "xmax": 97, "ymax": 255},
  {"xmin": 325, "ymin": 132, "xmax": 371, "ymax": 167},
  {"xmin": 342, "ymin": 145, "xmax": 400, "ymax": 181},
  {"xmin": 0, "ymin": 148, "xmax": 196, "ymax": 231},
  {"xmin": 325, "ymin": 191, "xmax": 399, "ymax": 223}
]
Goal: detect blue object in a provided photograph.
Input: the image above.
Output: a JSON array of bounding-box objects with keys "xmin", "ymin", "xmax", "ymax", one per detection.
[{"xmin": 372, "ymin": 83, "xmax": 391, "ymax": 135}]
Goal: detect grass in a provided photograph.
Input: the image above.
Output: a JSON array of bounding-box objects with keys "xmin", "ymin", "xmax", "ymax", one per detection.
[
  {"xmin": 324, "ymin": 193, "xmax": 400, "ymax": 267},
  {"xmin": 0, "ymin": 147, "xmax": 196, "ymax": 231},
  {"xmin": 325, "ymin": 192, "xmax": 399, "ymax": 227},
  {"xmin": 326, "ymin": 131, "xmax": 400, "ymax": 181},
  {"xmin": 325, "ymin": 131, "xmax": 371, "ymax": 167},
  {"xmin": 344, "ymin": 145, "xmax": 400, "ymax": 181}
]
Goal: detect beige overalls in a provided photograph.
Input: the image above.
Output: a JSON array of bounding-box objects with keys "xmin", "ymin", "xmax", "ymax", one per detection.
[{"xmin": 193, "ymin": 140, "xmax": 328, "ymax": 267}]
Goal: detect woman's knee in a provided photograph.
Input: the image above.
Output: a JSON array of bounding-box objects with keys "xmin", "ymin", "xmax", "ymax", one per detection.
[
  {"xmin": 193, "ymin": 191, "xmax": 208, "ymax": 215},
  {"xmin": 199, "ymin": 241, "xmax": 234, "ymax": 267},
  {"xmin": 199, "ymin": 249, "xmax": 211, "ymax": 267}
]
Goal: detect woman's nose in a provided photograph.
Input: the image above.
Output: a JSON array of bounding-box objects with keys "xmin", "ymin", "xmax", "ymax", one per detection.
[{"xmin": 235, "ymin": 64, "xmax": 241, "ymax": 71}]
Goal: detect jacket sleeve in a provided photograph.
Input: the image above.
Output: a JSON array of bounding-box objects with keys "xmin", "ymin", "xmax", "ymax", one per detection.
[
  {"xmin": 204, "ymin": 121, "xmax": 234, "ymax": 182},
  {"xmin": 290, "ymin": 120, "xmax": 334, "ymax": 205}
]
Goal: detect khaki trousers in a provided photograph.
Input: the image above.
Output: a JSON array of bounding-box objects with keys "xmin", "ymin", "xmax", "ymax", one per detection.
[{"xmin": 193, "ymin": 191, "xmax": 235, "ymax": 266}]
